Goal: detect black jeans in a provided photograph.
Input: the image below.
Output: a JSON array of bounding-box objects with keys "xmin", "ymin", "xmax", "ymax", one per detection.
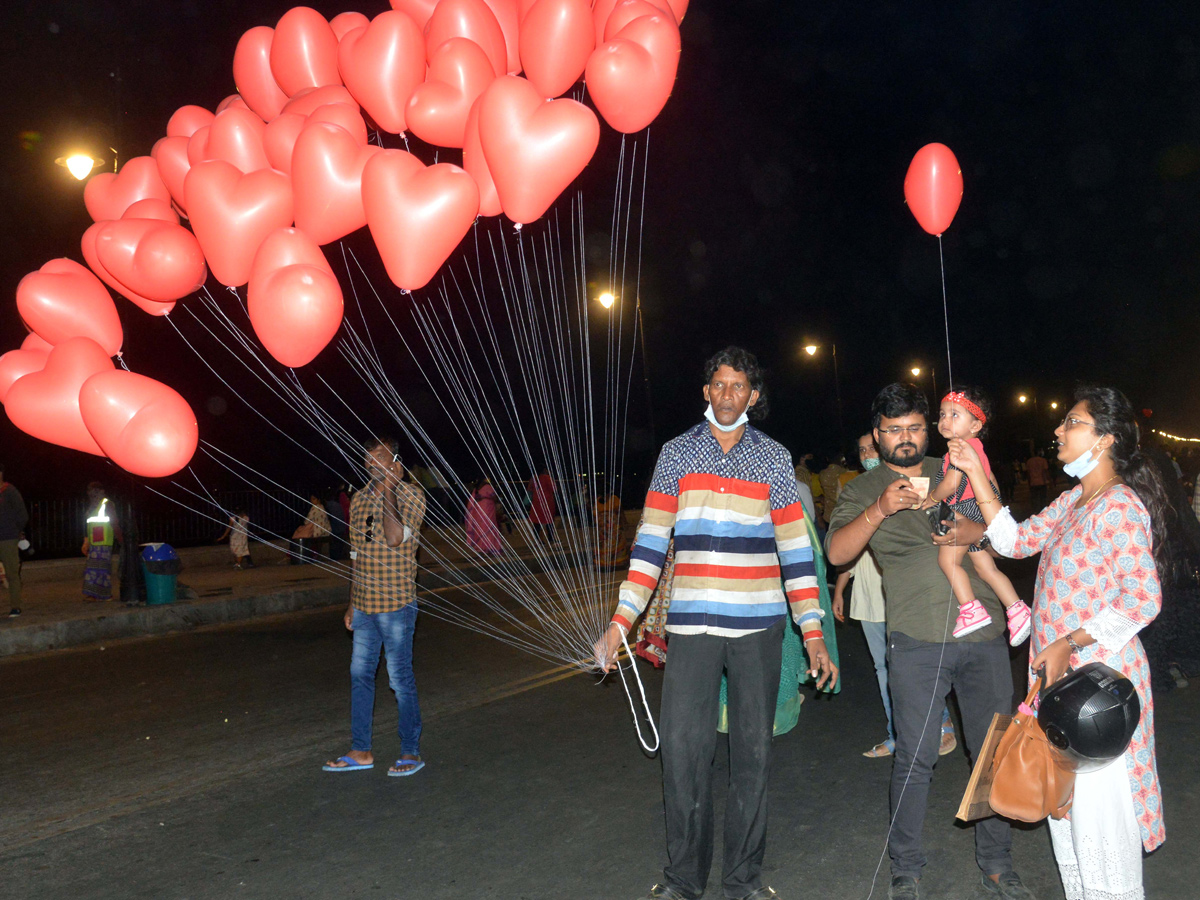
[
  {"xmin": 660, "ymin": 619, "xmax": 783, "ymax": 900},
  {"xmin": 887, "ymin": 630, "xmax": 1015, "ymax": 879}
]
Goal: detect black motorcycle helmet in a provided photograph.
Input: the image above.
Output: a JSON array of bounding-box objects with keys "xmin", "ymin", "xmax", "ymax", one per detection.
[{"xmin": 1038, "ymin": 663, "xmax": 1141, "ymax": 773}]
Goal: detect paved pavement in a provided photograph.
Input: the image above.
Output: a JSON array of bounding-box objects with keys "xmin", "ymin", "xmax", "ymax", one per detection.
[{"xmin": 1, "ymin": 552, "xmax": 1196, "ymax": 900}]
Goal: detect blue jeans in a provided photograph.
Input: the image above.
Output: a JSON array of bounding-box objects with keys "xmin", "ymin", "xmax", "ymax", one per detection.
[{"xmin": 350, "ymin": 604, "xmax": 422, "ymax": 755}]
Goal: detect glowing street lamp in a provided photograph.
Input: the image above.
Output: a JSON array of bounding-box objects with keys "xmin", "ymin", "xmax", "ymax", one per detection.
[
  {"xmin": 803, "ymin": 344, "xmax": 818, "ymax": 356},
  {"xmin": 598, "ymin": 291, "xmax": 616, "ymax": 309},
  {"xmin": 1050, "ymin": 401, "xmax": 1059, "ymax": 410},
  {"xmin": 909, "ymin": 363, "xmax": 937, "ymax": 396},
  {"xmin": 802, "ymin": 342, "xmax": 843, "ymax": 441},
  {"xmin": 55, "ymin": 153, "xmax": 104, "ymax": 181},
  {"xmin": 911, "ymin": 367, "xmax": 921, "ymax": 377}
]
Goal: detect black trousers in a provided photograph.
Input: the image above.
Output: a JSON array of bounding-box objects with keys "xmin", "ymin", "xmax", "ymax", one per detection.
[
  {"xmin": 887, "ymin": 630, "xmax": 1015, "ymax": 879},
  {"xmin": 660, "ymin": 619, "xmax": 783, "ymax": 900}
]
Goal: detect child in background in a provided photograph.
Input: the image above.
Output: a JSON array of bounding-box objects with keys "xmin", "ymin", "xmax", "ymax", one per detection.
[
  {"xmin": 926, "ymin": 388, "xmax": 1031, "ymax": 644},
  {"xmin": 216, "ymin": 506, "xmax": 255, "ymax": 569}
]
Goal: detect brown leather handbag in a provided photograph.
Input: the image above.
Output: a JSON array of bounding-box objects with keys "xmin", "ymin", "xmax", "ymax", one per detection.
[{"xmin": 989, "ymin": 677, "xmax": 1075, "ymax": 822}]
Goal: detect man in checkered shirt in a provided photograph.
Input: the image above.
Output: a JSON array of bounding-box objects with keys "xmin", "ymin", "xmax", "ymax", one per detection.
[{"xmin": 323, "ymin": 436, "xmax": 428, "ymax": 777}]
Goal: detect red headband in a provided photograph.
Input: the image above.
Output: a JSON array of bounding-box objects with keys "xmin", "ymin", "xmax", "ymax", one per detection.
[{"xmin": 943, "ymin": 391, "xmax": 986, "ymax": 424}]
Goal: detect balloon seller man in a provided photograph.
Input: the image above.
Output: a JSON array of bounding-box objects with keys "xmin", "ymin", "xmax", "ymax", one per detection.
[
  {"xmin": 323, "ymin": 436, "xmax": 428, "ymax": 777},
  {"xmin": 597, "ymin": 347, "xmax": 837, "ymax": 900}
]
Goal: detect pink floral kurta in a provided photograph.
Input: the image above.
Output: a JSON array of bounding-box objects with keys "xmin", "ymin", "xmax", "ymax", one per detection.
[{"xmin": 1010, "ymin": 484, "xmax": 1164, "ymax": 850}]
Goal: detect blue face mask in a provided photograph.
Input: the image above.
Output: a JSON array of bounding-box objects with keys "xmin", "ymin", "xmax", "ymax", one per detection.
[
  {"xmin": 705, "ymin": 403, "xmax": 749, "ymax": 433},
  {"xmin": 862, "ymin": 457, "xmax": 881, "ymax": 471},
  {"xmin": 1062, "ymin": 438, "xmax": 1105, "ymax": 479}
]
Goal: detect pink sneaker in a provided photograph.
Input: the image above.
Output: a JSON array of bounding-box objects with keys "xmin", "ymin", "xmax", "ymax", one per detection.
[
  {"xmin": 1006, "ymin": 600, "xmax": 1032, "ymax": 646},
  {"xmin": 953, "ymin": 599, "xmax": 992, "ymax": 638}
]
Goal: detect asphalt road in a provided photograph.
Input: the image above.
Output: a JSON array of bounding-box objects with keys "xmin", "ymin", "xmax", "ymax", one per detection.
[{"xmin": 2, "ymin": 565, "xmax": 1197, "ymax": 900}]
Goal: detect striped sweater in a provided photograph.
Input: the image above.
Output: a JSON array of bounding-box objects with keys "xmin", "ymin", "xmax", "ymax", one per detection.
[{"xmin": 612, "ymin": 423, "xmax": 823, "ymax": 639}]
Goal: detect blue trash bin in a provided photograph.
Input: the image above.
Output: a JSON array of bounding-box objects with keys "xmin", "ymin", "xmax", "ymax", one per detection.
[{"xmin": 141, "ymin": 543, "xmax": 180, "ymax": 605}]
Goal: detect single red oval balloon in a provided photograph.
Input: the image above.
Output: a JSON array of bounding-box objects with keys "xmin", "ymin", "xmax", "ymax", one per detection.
[
  {"xmin": 904, "ymin": 143, "xmax": 963, "ymax": 236},
  {"xmin": 234, "ymin": 26, "xmax": 290, "ymax": 122},
  {"xmin": 84, "ymin": 157, "xmax": 172, "ymax": 223},
  {"xmin": 585, "ymin": 13, "xmax": 680, "ymax": 134},
  {"xmin": 152, "ymin": 136, "xmax": 193, "ymax": 212},
  {"xmin": 463, "ymin": 96, "xmax": 502, "ymax": 216},
  {"xmin": 17, "ymin": 259, "xmax": 123, "ymax": 356},
  {"xmin": 406, "ymin": 37, "xmax": 496, "ymax": 148},
  {"xmin": 425, "ymin": 0, "xmax": 508, "ymax": 77},
  {"xmin": 247, "ymin": 227, "xmax": 344, "ymax": 367},
  {"xmin": 330, "ymin": 11, "xmax": 371, "ymax": 39},
  {"xmin": 519, "ymin": 0, "xmax": 595, "ymax": 98},
  {"xmin": 79, "ymin": 370, "xmax": 199, "ymax": 477},
  {"xmin": 167, "ymin": 105, "xmax": 216, "ymax": 138},
  {"xmin": 271, "ymin": 7, "xmax": 342, "ymax": 97},
  {"xmin": 363, "ymin": 150, "xmax": 481, "ymax": 290},
  {"xmin": 4, "ymin": 337, "xmax": 114, "ymax": 456},
  {"xmin": 477, "ymin": 75, "xmax": 599, "ymax": 223},
  {"xmin": 338, "ymin": 10, "xmax": 426, "ymax": 135},
  {"xmin": 292, "ymin": 122, "xmax": 382, "ymax": 244},
  {"xmin": 0, "ymin": 348, "xmax": 48, "ymax": 404},
  {"xmin": 184, "ymin": 161, "xmax": 295, "ymax": 287}
]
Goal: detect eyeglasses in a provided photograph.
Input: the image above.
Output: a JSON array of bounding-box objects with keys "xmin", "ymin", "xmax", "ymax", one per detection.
[
  {"xmin": 878, "ymin": 425, "xmax": 927, "ymax": 437},
  {"xmin": 1059, "ymin": 416, "xmax": 1096, "ymax": 431}
]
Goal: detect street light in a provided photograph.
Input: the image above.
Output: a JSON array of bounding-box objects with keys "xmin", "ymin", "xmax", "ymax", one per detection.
[
  {"xmin": 1018, "ymin": 394, "xmax": 1028, "ymax": 404},
  {"xmin": 1049, "ymin": 401, "xmax": 1059, "ymax": 411},
  {"xmin": 802, "ymin": 342, "xmax": 843, "ymax": 441},
  {"xmin": 55, "ymin": 153, "xmax": 105, "ymax": 180},
  {"xmin": 909, "ymin": 363, "xmax": 937, "ymax": 397},
  {"xmin": 598, "ymin": 291, "xmax": 616, "ymax": 309}
]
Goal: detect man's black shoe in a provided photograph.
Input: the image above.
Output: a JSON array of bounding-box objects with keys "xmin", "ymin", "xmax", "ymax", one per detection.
[
  {"xmin": 639, "ymin": 884, "xmax": 691, "ymax": 900},
  {"xmin": 7, "ymin": 608, "xmax": 20, "ymax": 618},
  {"xmin": 981, "ymin": 871, "xmax": 1037, "ymax": 899},
  {"xmin": 888, "ymin": 875, "xmax": 919, "ymax": 900}
]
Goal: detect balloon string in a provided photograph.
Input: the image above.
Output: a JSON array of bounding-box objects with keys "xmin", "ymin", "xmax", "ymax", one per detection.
[
  {"xmin": 939, "ymin": 233, "xmax": 953, "ymax": 393},
  {"xmin": 614, "ymin": 629, "xmax": 660, "ymax": 754}
]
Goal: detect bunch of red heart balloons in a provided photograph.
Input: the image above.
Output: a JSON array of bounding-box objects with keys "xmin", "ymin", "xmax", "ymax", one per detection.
[{"xmin": 1, "ymin": 0, "xmax": 687, "ymax": 478}]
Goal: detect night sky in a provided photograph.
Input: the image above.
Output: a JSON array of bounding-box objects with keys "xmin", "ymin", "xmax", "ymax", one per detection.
[{"xmin": 4, "ymin": 1, "xmax": 1200, "ymax": 500}]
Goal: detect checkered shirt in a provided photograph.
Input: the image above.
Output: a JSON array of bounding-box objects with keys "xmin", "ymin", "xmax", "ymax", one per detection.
[{"xmin": 350, "ymin": 481, "xmax": 426, "ymax": 613}]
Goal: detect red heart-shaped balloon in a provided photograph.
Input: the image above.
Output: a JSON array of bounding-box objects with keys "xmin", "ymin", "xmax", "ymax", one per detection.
[
  {"xmin": 338, "ymin": 10, "xmax": 426, "ymax": 135},
  {"xmin": 0, "ymin": 348, "xmax": 48, "ymax": 404},
  {"xmin": 363, "ymin": 149, "xmax": 480, "ymax": 290},
  {"xmin": 82, "ymin": 223, "xmax": 175, "ymax": 317},
  {"xmin": 600, "ymin": 0, "xmax": 672, "ymax": 39},
  {"xmin": 477, "ymin": 75, "xmax": 599, "ymax": 223},
  {"xmin": 247, "ymin": 228, "xmax": 344, "ymax": 367},
  {"xmin": 407, "ymin": 37, "xmax": 496, "ymax": 148},
  {"xmin": 585, "ymin": 13, "xmax": 680, "ymax": 134},
  {"xmin": 22, "ymin": 334, "xmax": 55, "ymax": 353},
  {"xmin": 167, "ymin": 105, "xmax": 216, "ymax": 139},
  {"xmin": 271, "ymin": 7, "xmax": 342, "ymax": 97},
  {"xmin": 481, "ymin": 0, "xmax": 521, "ymax": 73},
  {"xmin": 463, "ymin": 96, "xmax": 502, "ymax": 216},
  {"xmin": 122, "ymin": 198, "xmax": 179, "ymax": 223},
  {"xmin": 519, "ymin": 0, "xmax": 595, "ymax": 98},
  {"xmin": 292, "ymin": 123, "xmax": 382, "ymax": 245},
  {"xmin": 282, "ymin": 84, "xmax": 359, "ymax": 118},
  {"xmin": 152, "ymin": 136, "xmax": 192, "ymax": 212},
  {"xmin": 308, "ymin": 102, "xmax": 369, "ymax": 144},
  {"xmin": 591, "ymin": 0, "xmax": 675, "ymax": 37},
  {"xmin": 17, "ymin": 259, "xmax": 123, "ymax": 355},
  {"xmin": 233, "ymin": 26, "xmax": 290, "ymax": 122},
  {"xmin": 425, "ymin": 0, "xmax": 508, "ymax": 77},
  {"xmin": 79, "ymin": 370, "xmax": 199, "ymax": 477},
  {"xmin": 95, "ymin": 219, "xmax": 207, "ymax": 304},
  {"xmin": 84, "ymin": 157, "xmax": 172, "ymax": 224},
  {"xmin": 263, "ymin": 114, "xmax": 306, "ymax": 174},
  {"xmin": 215, "ymin": 94, "xmax": 251, "ymax": 114},
  {"xmin": 331, "ymin": 11, "xmax": 370, "ymax": 39},
  {"xmin": 3, "ymin": 337, "xmax": 114, "ymax": 455},
  {"xmin": 195, "ymin": 107, "xmax": 270, "ymax": 174},
  {"xmin": 389, "ymin": 0, "xmax": 438, "ymax": 29},
  {"xmin": 185, "ymin": 160, "xmax": 295, "ymax": 287}
]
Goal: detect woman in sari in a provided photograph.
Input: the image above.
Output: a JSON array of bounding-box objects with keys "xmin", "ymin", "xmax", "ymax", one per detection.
[
  {"xmin": 82, "ymin": 482, "xmax": 120, "ymax": 601},
  {"xmin": 465, "ymin": 477, "xmax": 503, "ymax": 555},
  {"xmin": 948, "ymin": 385, "xmax": 1166, "ymax": 900}
]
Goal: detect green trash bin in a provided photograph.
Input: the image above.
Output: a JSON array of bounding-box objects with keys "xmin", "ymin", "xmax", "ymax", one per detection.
[{"xmin": 141, "ymin": 543, "xmax": 180, "ymax": 605}]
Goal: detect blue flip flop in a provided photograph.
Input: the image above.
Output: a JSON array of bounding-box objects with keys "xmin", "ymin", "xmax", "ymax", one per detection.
[
  {"xmin": 388, "ymin": 757, "xmax": 425, "ymax": 777},
  {"xmin": 323, "ymin": 755, "xmax": 374, "ymax": 772}
]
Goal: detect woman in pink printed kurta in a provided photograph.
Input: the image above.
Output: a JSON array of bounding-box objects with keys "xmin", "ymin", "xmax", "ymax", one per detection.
[{"xmin": 1005, "ymin": 484, "xmax": 1164, "ymax": 851}]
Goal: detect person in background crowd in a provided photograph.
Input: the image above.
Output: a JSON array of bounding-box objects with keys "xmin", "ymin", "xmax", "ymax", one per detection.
[
  {"xmin": 0, "ymin": 463, "xmax": 29, "ymax": 618},
  {"xmin": 216, "ymin": 506, "xmax": 255, "ymax": 569},
  {"xmin": 324, "ymin": 488, "xmax": 348, "ymax": 561},
  {"xmin": 465, "ymin": 476, "xmax": 504, "ymax": 555},
  {"xmin": 819, "ymin": 452, "xmax": 849, "ymax": 522},
  {"xmin": 1025, "ymin": 452, "xmax": 1050, "ymax": 509},
  {"xmin": 82, "ymin": 482, "xmax": 121, "ymax": 602},
  {"xmin": 528, "ymin": 466, "xmax": 557, "ymax": 541},
  {"xmin": 292, "ymin": 493, "xmax": 331, "ymax": 563}
]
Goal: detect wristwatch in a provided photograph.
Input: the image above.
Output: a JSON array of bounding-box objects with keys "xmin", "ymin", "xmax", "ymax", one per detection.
[
  {"xmin": 975, "ymin": 535, "xmax": 991, "ymax": 550},
  {"xmin": 1065, "ymin": 632, "xmax": 1081, "ymax": 653}
]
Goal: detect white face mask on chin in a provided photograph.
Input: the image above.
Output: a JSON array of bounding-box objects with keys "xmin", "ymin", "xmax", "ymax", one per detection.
[{"xmin": 705, "ymin": 403, "xmax": 749, "ymax": 433}]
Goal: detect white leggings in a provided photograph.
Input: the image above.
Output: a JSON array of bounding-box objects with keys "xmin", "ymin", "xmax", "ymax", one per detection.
[{"xmin": 1047, "ymin": 753, "xmax": 1143, "ymax": 900}]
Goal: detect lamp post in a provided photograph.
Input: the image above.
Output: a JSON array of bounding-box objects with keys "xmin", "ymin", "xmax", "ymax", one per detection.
[
  {"xmin": 909, "ymin": 364, "xmax": 937, "ymax": 399},
  {"xmin": 803, "ymin": 343, "xmax": 843, "ymax": 442}
]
